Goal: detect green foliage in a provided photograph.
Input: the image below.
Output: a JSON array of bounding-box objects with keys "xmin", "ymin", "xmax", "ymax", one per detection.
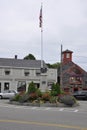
[
  {"xmin": 36, "ymin": 89, "xmax": 42, "ymax": 97},
  {"xmin": 51, "ymin": 83, "xmax": 61, "ymax": 96},
  {"xmin": 28, "ymin": 81, "xmax": 37, "ymax": 94},
  {"xmin": 60, "ymin": 89, "xmax": 65, "ymax": 94},
  {"xmin": 10, "ymin": 81, "xmax": 77, "ymax": 107},
  {"xmin": 57, "ymin": 83, "xmax": 61, "ymax": 94},
  {"xmin": 24, "ymin": 54, "xmax": 36, "ymax": 60},
  {"xmin": 46, "ymin": 62, "xmax": 60, "ymax": 68},
  {"xmin": 49, "ymin": 96, "xmax": 58, "ymax": 103},
  {"xmin": 11, "ymin": 94, "xmax": 21, "ymax": 101},
  {"xmin": 18, "ymin": 93, "xmax": 29, "ymax": 103}
]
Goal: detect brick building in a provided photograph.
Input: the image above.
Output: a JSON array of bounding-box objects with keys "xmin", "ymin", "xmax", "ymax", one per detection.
[{"xmin": 59, "ymin": 49, "xmax": 87, "ymax": 92}]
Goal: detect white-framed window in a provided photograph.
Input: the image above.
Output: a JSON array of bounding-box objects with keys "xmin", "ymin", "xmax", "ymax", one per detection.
[
  {"xmin": 24, "ymin": 72, "xmax": 30, "ymax": 76},
  {"xmin": 36, "ymin": 69, "xmax": 41, "ymax": 76},
  {"xmin": 24, "ymin": 69, "xmax": 30, "ymax": 76},
  {"xmin": 66, "ymin": 53, "xmax": 70, "ymax": 58},
  {"xmin": 5, "ymin": 69, "xmax": 10, "ymax": 75}
]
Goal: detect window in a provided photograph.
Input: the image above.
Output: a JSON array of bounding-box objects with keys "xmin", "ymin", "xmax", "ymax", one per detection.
[
  {"xmin": 17, "ymin": 81, "xmax": 26, "ymax": 92},
  {"xmin": 66, "ymin": 53, "xmax": 70, "ymax": 58},
  {"xmin": 4, "ymin": 83, "xmax": 9, "ymax": 90},
  {"xmin": 70, "ymin": 77, "xmax": 75, "ymax": 82},
  {"xmin": 36, "ymin": 69, "xmax": 41, "ymax": 76},
  {"xmin": 70, "ymin": 77, "xmax": 82, "ymax": 84},
  {"xmin": 24, "ymin": 70, "xmax": 30, "ymax": 76},
  {"xmin": 5, "ymin": 70, "xmax": 10, "ymax": 75},
  {"xmin": 24, "ymin": 72, "xmax": 29, "ymax": 76}
]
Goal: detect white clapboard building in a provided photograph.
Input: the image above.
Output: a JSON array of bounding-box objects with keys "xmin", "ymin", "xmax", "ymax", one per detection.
[{"xmin": 0, "ymin": 57, "xmax": 57, "ymax": 92}]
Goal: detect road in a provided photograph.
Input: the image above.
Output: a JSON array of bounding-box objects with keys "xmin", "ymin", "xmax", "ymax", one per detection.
[{"xmin": 0, "ymin": 100, "xmax": 87, "ymax": 130}]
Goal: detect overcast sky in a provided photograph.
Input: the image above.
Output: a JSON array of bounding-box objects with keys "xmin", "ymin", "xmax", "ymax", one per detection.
[{"xmin": 0, "ymin": 0, "xmax": 87, "ymax": 71}]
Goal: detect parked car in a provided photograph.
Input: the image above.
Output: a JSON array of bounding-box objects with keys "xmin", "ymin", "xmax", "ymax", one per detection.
[
  {"xmin": 72, "ymin": 90, "xmax": 87, "ymax": 100},
  {"xmin": 0, "ymin": 90, "xmax": 18, "ymax": 99}
]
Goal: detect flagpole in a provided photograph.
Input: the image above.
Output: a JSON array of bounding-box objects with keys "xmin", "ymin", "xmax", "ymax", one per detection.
[
  {"xmin": 39, "ymin": 4, "xmax": 44, "ymax": 91},
  {"xmin": 39, "ymin": 3, "xmax": 43, "ymax": 69},
  {"xmin": 41, "ymin": 6, "xmax": 43, "ymax": 69}
]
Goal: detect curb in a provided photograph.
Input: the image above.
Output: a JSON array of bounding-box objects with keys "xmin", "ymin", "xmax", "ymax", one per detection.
[{"xmin": 9, "ymin": 101, "xmax": 79, "ymax": 107}]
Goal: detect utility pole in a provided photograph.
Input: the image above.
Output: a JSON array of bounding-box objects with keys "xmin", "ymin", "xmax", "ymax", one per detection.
[{"xmin": 60, "ymin": 44, "xmax": 63, "ymax": 88}]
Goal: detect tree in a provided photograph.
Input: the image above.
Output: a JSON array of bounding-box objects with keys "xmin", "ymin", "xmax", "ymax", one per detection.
[
  {"xmin": 46, "ymin": 62, "xmax": 60, "ymax": 69},
  {"xmin": 51, "ymin": 83, "xmax": 61, "ymax": 96},
  {"xmin": 28, "ymin": 81, "xmax": 37, "ymax": 94},
  {"xmin": 24, "ymin": 54, "xmax": 36, "ymax": 60}
]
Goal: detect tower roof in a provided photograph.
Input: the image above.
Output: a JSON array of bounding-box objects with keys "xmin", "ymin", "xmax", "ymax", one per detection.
[{"xmin": 62, "ymin": 49, "xmax": 73, "ymax": 53}]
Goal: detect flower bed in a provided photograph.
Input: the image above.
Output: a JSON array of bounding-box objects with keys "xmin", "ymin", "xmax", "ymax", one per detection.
[{"xmin": 10, "ymin": 82, "xmax": 79, "ymax": 107}]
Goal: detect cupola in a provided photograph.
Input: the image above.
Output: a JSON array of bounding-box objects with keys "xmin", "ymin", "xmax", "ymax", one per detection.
[{"xmin": 62, "ymin": 49, "xmax": 73, "ymax": 64}]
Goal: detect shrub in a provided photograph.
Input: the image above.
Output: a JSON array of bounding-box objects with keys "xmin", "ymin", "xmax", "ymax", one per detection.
[
  {"xmin": 51, "ymin": 83, "xmax": 61, "ymax": 96},
  {"xmin": 36, "ymin": 89, "xmax": 42, "ymax": 97},
  {"xmin": 51, "ymin": 91, "xmax": 58, "ymax": 97},
  {"xmin": 19, "ymin": 93, "xmax": 30, "ymax": 103},
  {"xmin": 19, "ymin": 91, "xmax": 26, "ymax": 96},
  {"xmin": 28, "ymin": 93, "xmax": 38, "ymax": 101},
  {"xmin": 42, "ymin": 92, "xmax": 50, "ymax": 102},
  {"xmin": 28, "ymin": 81, "xmax": 37, "ymax": 94},
  {"xmin": 10, "ymin": 94, "xmax": 21, "ymax": 102},
  {"xmin": 49, "ymin": 96, "xmax": 58, "ymax": 103}
]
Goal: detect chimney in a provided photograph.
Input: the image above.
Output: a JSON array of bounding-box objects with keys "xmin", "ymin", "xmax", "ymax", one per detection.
[{"xmin": 15, "ymin": 55, "xmax": 17, "ymax": 59}]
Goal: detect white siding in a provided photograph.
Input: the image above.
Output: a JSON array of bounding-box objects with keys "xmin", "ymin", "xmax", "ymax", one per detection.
[{"xmin": 0, "ymin": 67, "xmax": 57, "ymax": 92}]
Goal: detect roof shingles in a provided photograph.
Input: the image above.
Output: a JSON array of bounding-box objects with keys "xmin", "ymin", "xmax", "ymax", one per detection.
[{"xmin": 0, "ymin": 58, "xmax": 47, "ymax": 68}]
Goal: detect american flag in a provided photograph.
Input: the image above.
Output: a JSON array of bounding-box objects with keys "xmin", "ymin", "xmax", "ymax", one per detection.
[{"xmin": 39, "ymin": 5, "xmax": 42, "ymax": 28}]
